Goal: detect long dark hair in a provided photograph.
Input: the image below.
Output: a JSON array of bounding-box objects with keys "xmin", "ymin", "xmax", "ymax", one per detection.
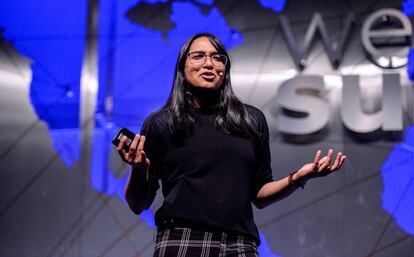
[{"xmin": 163, "ymin": 32, "xmax": 257, "ymax": 141}]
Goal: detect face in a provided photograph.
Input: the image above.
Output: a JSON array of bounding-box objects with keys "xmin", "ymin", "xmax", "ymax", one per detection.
[{"xmin": 184, "ymin": 36, "xmax": 226, "ymax": 91}]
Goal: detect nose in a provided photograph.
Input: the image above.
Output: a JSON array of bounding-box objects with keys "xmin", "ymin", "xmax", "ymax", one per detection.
[{"xmin": 203, "ymin": 56, "xmax": 214, "ymax": 67}]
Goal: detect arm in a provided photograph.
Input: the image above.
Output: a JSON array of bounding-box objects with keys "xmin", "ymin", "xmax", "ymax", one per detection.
[
  {"xmin": 254, "ymin": 149, "xmax": 346, "ymax": 209},
  {"xmin": 253, "ymin": 174, "xmax": 300, "ymax": 209},
  {"xmin": 124, "ymin": 165, "xmax": 152, "ymax": 215},
  {"xmin": 118, "ymin": 134, "xmax": 155, "ymax": 214}
]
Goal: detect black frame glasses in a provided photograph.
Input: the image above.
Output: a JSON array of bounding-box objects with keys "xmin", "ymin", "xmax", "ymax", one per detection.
[{"xmin": 187, "ymin": 51, "xmax": 228, "ymax": 67}]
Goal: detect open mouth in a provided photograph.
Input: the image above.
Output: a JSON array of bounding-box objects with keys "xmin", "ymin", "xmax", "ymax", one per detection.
[{"xmin": 200, "ymin": 72, "xmax": 216, "ymax": 81}]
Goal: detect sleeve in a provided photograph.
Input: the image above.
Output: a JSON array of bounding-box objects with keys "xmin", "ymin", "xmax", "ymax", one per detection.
[
  {"xmin": 139, "ymin": 112, "xmax": 164, "ymax": 198},
  {"xmin": 251, "ymin": 108, "xmax": 274, "ymax": 197}
]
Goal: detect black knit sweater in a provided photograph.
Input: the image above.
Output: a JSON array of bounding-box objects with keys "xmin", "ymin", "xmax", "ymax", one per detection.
[{"xmin": 140, "ymin": 104, "xmax": 273, "ymax": 243}]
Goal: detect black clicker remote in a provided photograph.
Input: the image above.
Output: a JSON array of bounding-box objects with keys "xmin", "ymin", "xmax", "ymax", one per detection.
[{"xmin": 112, "ymin": 127, "xmax": 136, "ymax": 151}]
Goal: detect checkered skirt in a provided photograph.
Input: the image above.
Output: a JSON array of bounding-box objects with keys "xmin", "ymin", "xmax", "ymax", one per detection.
[{"xmin": 153, "ymin": 227, "xmax": 259, "ymax": 257}]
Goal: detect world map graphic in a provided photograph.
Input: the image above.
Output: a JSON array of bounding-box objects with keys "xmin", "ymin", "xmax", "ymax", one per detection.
[{"xmin": 0, "ymin": 0, "xmax": 412, "ymax": 256}]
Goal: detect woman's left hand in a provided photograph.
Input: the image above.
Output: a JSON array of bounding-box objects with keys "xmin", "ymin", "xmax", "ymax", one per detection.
[{"xmin": 296, "ymin": 149, "xmax": 346, "ymax": 180}]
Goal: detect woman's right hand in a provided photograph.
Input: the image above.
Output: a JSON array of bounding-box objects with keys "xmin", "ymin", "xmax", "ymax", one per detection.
[{"xmin": 117, "ymin": 134, "xmax": 150, "ymax": 171}]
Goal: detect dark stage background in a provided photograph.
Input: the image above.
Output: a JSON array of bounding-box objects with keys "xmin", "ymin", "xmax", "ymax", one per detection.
[{"xmin": 0, "ymin": 0, "xmax": 413, "ymax": 256}]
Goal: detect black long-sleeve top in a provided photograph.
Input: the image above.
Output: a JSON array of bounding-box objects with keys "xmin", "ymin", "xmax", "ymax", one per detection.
[{"xmin": 140, "ymin": 104, "xmax": 273, "ymax": 244}]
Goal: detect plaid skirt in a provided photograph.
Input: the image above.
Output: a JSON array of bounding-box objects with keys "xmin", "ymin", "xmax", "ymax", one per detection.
[{"xmin": 153, "ymin": 227, "xmax": 258, "ymax": 257}]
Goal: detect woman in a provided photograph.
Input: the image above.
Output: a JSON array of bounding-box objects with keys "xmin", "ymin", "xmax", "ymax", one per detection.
[{"xmin": 116, "ymin": 33, "xmax": 346, "ymax": 257}]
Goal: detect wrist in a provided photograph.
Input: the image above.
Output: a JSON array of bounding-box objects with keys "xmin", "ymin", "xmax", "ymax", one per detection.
[
  {"xmin": 131, "ymin": 161, "xmax": 148, "ymax": 170},
  {"xmin": 288, "ymin": 170, "xmax": 305, "ymax": 189},
  {"xmin": 292, "ymin": 171, "xmax": 300, "ymax": 181}
]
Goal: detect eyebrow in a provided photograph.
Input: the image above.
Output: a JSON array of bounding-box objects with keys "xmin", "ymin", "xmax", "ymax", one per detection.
[{"xmin": 190, "ymin": 50, "xmax": 219, "ymax": 55}]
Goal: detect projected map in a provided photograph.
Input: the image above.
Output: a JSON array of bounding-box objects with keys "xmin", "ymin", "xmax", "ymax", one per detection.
[{"xmin": 1, "ymin": 0, "xmax": 412, "ymax": 256}]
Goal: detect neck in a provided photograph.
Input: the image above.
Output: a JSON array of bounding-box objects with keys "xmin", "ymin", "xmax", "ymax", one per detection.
[{"xmin": 187, "ymin": 86, "xmax": 221, "ymax": 109}]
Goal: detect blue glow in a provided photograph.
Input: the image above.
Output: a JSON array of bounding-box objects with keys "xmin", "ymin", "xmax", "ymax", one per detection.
[
  {"xmin": 49, "ymin": 129, "xmax": 81, "ymax": 167},
  {"xmin": 258, "ymin": 0, "xmax": 287, "ymax": 13},
  {"xmin": 194, "ymin": 0, "xmax": 215, "ymax": 5},
  {"xmin": 402, "ymin": 0, "xmax": 414, "ymax": 16},
  {"xmin": 168, "ymin": 2, "xmax": 244, "ymax": 49},
  {"xmin": 0, "ymin": 0, "xmax": 86, "ymax": 129},
  {"xmin": 258, "ymin": 232, "xmax": 282, "ymax": 257},
  {"xmin": 407, "ymin": 48, "xmax": 414, "ymax": 81},
  {"xmin": 140, "ymin": 208, "xmax": 157, "ymax": 228},
  {"xmin": 0, "ymin": 0, "xmax": 87, "ymax": 165},
  {"xmin": 381, "ymin": 125, "xmax": 414, "ymax": 236},
  {"xmin": 143, "ymin": 0, "xmax": 169, "ymax": 3},
  {"xmin": 404, "ymin": 0, "xmax": 414, "ymax": 81}
]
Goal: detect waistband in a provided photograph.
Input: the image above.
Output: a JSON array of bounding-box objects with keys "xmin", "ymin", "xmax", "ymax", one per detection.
[
  {"xmin": 156, "ymin": 216, "xmax": 258, "ymax": 243},
  {"xmin": 157, "ymin": 217, "xmax": 220, "ymax": 232}
]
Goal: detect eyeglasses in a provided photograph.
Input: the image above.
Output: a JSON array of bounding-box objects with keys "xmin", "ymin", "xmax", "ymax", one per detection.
[{"xmin": 187, "ymin": 51, "xmax": 227, "ymax": 67}]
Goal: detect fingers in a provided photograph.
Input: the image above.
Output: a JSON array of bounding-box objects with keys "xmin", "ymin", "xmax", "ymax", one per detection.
[
  {"xmin": 117, "ymin": 136, "xmax": 128, "ymax": 161},
  {"xmin": 133, "ymin": 135, "xmax": 147, "ymax": 162},
  {"xmin": 338, "ymin": 155, "xmax": 346, "ymax": 167},
  {"xmin": 116, "ymin": 135, "xmax": 127, "ymax": 152},
  {"xmin": 127, "ymin": 134, "xmax": 141, "ymax": 161},
  {"xmin": 318, "ymin": 149, "xmax": 333, "ymax": 172},
  {"xmin": 138, "ymin": 150, "xmax": 150, "ymax": 167},
  {"xmin": 133, "ymin": 135, "xmax": 146, "ymax": 163},
  {"xmin": 313, "ymin": 150, "xmax": 321, "ymax": 171},
  {"xmin": 128, "ymin": 134, "xmax": 141, "ymax": 153},
  {"xmin": 125, "ymin": 134, "xmax": 138, "ymax": 162},
  {"xmin": 117, "ymin": 134, "xmax": 148, "ymax": 166},
  {"xmin": 137, "ymin": 135, "xmax": 146, "ymax": 152},
  {"xmin": 330, "ymin": 152, "xmax": 342, "ymax": 170}
]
